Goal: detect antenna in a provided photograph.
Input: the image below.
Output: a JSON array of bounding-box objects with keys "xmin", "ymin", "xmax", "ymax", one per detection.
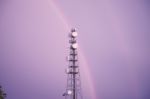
[{"xmin": 63, "ymin": 28, "xmax": 83, "ymax": 99}]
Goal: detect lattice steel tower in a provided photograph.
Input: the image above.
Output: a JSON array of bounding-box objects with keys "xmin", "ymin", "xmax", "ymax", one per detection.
[{"xmin": 63, "ymin": 28, "xmax": 83, "ymax": 99}]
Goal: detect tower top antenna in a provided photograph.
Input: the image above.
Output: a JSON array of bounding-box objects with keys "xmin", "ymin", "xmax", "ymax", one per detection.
[{"xmin": 63, "ymin": 28, "xmax": 83, "ymax": 99}]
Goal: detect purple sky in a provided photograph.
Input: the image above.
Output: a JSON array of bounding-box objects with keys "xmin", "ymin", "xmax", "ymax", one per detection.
[{"xmin": 0, "ymin": 0, "xmax": 150, "ymax": 99}]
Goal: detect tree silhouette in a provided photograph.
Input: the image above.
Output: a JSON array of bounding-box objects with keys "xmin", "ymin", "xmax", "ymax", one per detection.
[{"xmin": 0, "ymin": 86, "xmax": 6, "ymax": 99}]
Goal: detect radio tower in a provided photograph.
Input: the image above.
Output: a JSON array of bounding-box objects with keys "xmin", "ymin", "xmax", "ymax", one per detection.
[{"xmin": 63, "ymin": 28, "xmax": 83, "ymax": 99}]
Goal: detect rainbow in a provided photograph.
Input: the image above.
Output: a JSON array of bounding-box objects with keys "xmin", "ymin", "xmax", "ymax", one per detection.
[{"xmin": 46, "ymin": 0, "xmax": 140, "ymax": 99}]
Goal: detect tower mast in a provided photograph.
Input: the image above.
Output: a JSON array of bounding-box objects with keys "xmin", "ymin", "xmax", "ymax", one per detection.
[{"xmin": 63, "ymin": 28, "xmax": 83, "ymax": 99}]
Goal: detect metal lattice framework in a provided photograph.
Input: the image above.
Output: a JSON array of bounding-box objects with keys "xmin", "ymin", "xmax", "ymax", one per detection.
[{"xmin": 63, "ymin": 28, "xmax": 83, "ymax": 99}]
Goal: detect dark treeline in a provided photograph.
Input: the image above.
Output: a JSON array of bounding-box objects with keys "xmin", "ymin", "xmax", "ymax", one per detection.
[{"xmin": 0, "ymin": 85, "xmax": 6, "ymax": 99}]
